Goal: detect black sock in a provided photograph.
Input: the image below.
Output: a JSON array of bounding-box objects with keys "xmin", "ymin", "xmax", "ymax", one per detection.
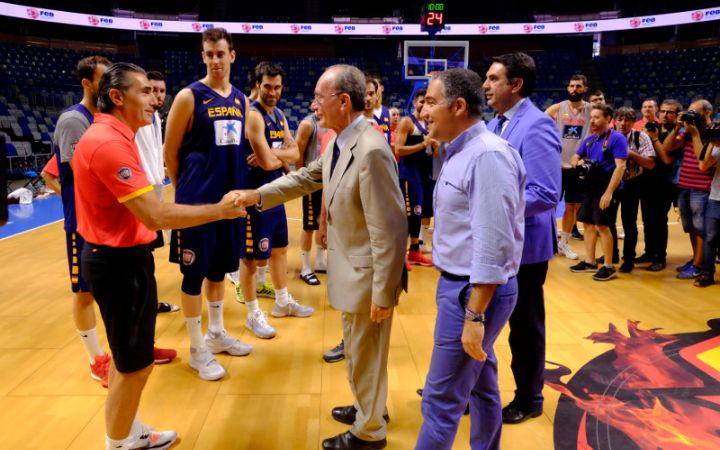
[{"xmin": 410, "ymin": 243, "xmax": 420, "ymax": 251}]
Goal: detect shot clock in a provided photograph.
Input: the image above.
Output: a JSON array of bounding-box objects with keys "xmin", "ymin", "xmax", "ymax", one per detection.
[{"xmin": 420, "ymin": 0, "xmax": 446, "ymax": 33}]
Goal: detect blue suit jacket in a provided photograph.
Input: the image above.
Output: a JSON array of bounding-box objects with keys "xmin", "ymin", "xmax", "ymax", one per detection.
[{"xmin": 487, "ymin": 99, "xmax": 562, "ymax": 265}]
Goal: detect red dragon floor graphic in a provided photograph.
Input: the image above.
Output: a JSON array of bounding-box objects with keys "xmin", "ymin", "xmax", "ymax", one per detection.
[{"xmin": 546, "ymin": 319, "xmax": 720, "ymax": 449}]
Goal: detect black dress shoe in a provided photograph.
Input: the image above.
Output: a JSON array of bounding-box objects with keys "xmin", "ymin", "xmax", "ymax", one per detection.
[
  {"xmin": 332, "ymin": 405, "xmax": 390, "ymax": 425},
  {"xmin": 619, "ymin": 261, "xmax": 634, "ymax": 273},
  {"xmin": 646, "ymin": 261, "xmax": 666, "ymax": 272},
  {"xmin": 501, "ymin": 403, "xmax": 542, "ymax": 424},
  {"xmin": 634, "ymin": 253, "xmax": 652, "ymax": 264},
  {"xmin": 322, "ymin": 431, "xmax": 387, "ymax": 450}
]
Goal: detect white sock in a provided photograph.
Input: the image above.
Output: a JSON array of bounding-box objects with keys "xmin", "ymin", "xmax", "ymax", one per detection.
[
  {"xmin": 207, "ymin": 300, "xmax": 224, "ymax": 334},
  {"xmin": 560, "ymin": 231, "xmax": 570, "ymax": 246},
  {"xmin": 185, "ymin": 316, "xmax": 205, "ymax": 350},
  {"xmin": 300, "ymin": 251, "xmax": 312, "ymax": 275},
  {"xmin": 421, "ymin": 225, "xmax": 431, "ymax": 243},
  {"xmin": 227, "ymin": 270, "xmax": 239, "ymax": 285},
  {"xmin": 314, "ymin": 246, "xmax": 326, "ymax": 267},
  {"xmin": 275, "ymin": 287, "xmax": 289, "ymax": 307},
  {"xmin": 246, "ymin": 299, "xmax": 260, "ymax": 314},
  {"xmin": 78, "ymin": 327, "xmax": 105, "ymax": 364},
  {"xmin": 105, "ymin": 417, "xmax": 142, "ymax": 450},
  {"xmin": 257, "ymin": 266, "xmax": 267, "ymax": 285}
]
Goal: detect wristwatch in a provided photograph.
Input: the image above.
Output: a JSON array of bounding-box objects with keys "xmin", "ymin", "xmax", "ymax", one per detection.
[{"xmin": 464, "ymin": 307, "xmax": 486, "ymax": 324}]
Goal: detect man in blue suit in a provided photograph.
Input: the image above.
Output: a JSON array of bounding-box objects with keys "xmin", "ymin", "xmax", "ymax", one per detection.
[{"xmin": 483, "ymin": 53, "xmax": 562, "ymax": 424}]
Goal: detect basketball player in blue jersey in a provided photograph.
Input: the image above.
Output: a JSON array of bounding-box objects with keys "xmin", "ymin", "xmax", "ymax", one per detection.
[
  {"xmin": 54, "ymin": 56, "xmax": 112, "ymax": 387},
  {"xmin": 371, "ymin": 75, "xmax": 392, "ymax": 144},
  {"xmin": 241, "ymin": 61, "xmax": 314, "ymax": 340},
  {"xmin": 395, "ymin": 89, "xmax": 437, "ymax": 267},
  {"xmin": 164, "ymin": 28, "xmax": 280, "ymax": 381}
]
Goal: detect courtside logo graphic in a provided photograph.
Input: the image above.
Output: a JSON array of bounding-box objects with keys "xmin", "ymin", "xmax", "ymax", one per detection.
[
  {"xmin": 524, "ymin": 24, "xmax": 545, "ymax": 33},
  {"xmin": 192, "ymin": 23, "xmax": 214, "ymax": 32},
  {"xmin": 139, "ymin": 20, "xmax": 163, "ymax": 30},
  {"xmin": 629, "ymin": 18, "xmax": 641, "ymax": 28},
  {"xmin": 26, "ymin": 8, "xmax": 54, "ymax": 19},
  {"xmin": 478, "ymin": 25, "xmax": 500, "ymax": 34},
  {"xmin": 382, "ymin": 25, "xmax": 404, "ymax": 34},
  {"xmin": 692, "ymin": 11, "xmax": 705, "ymax": 21},
  {"xmin": 290, "ymin": 24, "xmax": 313, "ymax": 33},
  {"xmin": 88, "ymin": 16, "xmax": 113, "ymax": 26},
  {"xmin": 548, "ymin": 319, "xmax": 720, "ymax": 450}
]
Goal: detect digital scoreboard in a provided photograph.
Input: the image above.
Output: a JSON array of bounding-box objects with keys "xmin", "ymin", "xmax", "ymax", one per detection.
[{"xmin": 420, "ymin": 1, "xmax": 446, "ymax": 33}]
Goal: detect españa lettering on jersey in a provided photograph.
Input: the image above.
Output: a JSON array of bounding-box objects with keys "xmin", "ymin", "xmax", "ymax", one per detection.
[
  {"xmin": 174, "ymin": 81, "xmax": 248, "ymax": 204},
  {"xmin": 248, "ymin": 101, "xmax": 286, "ymax": 187}
]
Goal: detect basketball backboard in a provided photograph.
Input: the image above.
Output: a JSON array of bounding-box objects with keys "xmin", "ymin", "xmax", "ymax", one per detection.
[{"xmin": 403, "ymin": 40, "xmax": 469, "ymax": 80}]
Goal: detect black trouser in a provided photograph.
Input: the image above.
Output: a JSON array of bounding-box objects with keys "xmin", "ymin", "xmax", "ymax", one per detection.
[
  {"xmin": 508, "ymin": 261, "xmax": 549, "ymax": 409},
  {"xmin": 619, "ymin": 176, "xmax": 647, "ymax": 263},
  {"xmin": 642, "ymin": 179, "xmax": 677, "ymax": 263}
]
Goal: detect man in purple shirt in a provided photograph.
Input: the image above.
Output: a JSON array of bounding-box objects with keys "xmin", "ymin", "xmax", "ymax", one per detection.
[
  {"xmin": 415, "ymin": 69, "xmax": 526, "ymax": 450},
  {"xmin": 484, "ymin": 53, "xmax": 562, "ymax": 425}
]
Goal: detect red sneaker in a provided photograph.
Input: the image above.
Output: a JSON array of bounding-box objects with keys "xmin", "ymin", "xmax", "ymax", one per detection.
[
  {"xmin": 90, "ymin": 353, "xmax": 110, "ymax": 388},
  {"xmin": 405, "ymin": 259, "xmax": 413, "ymax": 272},
  {"xmin": 154, "ymin": 346, "xmax": 177, "ymax": 365},
  {"xmin": 408, "ymin": 250, "xmax": 433, "ymax": 266}
]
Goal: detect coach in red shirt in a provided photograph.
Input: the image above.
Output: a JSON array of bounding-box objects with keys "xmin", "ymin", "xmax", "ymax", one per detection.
[{"xmin": 73, "ymin": 62, "xmax": 247, "ymax": 450}]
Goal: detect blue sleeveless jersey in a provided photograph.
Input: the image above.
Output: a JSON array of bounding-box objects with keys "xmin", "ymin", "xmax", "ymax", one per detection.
[
  {"xmin": 55, "ymin": 103, "xmax": 93, "ymax": 232},
  {"xmin": 175, "ymin": 81, "xmax": 248, "ymax": 204},
  {"xmin": 247, "ymin": 101, "xmax": 285, "ymax": 188},
  {"xmin": 399, "ymin": 116, "xmax": 429, "ymax": 182},
  {"xmin": 373, "ymin": 106, "xmax": 392, "ymax": 144}
]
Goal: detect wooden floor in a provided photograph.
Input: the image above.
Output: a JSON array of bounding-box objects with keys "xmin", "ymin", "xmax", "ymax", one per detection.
[{"xmin": 0, "ymin": 196, "xmax": 718, "ymax": 450}]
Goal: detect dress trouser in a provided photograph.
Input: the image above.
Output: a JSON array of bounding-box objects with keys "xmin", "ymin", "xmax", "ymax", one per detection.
[
  {"xmin": 620, "ymin": 176, "xmax": 646, "ymax": 262},
  {"xmin": 508, "ymin": 261, "xmax": 549, "ymax": 409},
  {"xmin": 416, "ymin": 276, "xmax": 518, "ymax": 450},
  {"xmin": 342, "ymin": 309, "xmax": 393, "ymax": 441}
]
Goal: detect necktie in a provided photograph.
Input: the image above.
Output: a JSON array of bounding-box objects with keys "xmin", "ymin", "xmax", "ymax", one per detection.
[
  {"xmin": 495, "ymin": 115, "xmax": 507, "ymax": 136},
  {"xmin": 330, "ymin": 141, "xmax": 341, "ymax": 175}
]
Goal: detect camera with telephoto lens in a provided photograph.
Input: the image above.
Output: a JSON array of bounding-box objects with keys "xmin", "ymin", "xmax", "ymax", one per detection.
[
  {"xmin": 576, "ymin": 159, "xmax": 600, "ymax": 181},
  {"xmin": 644, "ymin": 121, "xmax": 658, "ymax": 132},
  {"xmin": 679, "ymin": 111, "xmax": 705, "ymax": 129}
]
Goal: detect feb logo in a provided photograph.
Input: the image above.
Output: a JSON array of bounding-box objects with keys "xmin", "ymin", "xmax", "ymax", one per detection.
[
  {"xmin": 242, "ymin": 23, "xmax": 252, "ymax": 33},
  {"xmin": 382, "ymin": 25, "xmax": 392, "ymax": 34},
  {"xmin": 523, "ymin": 24, "xmax": 533, "ymax": 33},
  {"xmin": 574, "ymin": 22, "xmax": 584, "ymax": 32},
  {"xmin": 88, "ymin": 16, "xmax": 100, "ymax": 26},
  {"xmin": 290, "ymin": 24, "xmax": 300, "ymax": 33},
  {"xmin": 334, "ymin": 25, "xmax": 344, "ymax": 34},
  {"xmin": 26, "ymin": 8, "xmax": 39, "ymax": 19},
  {"xmin": 259, "ymin": 238, "xmax": 270, "ymax": 253},
  {"xmin": 692, "ymin": 11, "xmax": 704, "ymax": 21},
  {"xmin": 192, "ymin": 22, "xmax": 202, "ymax": 32},
  {"xmin": 182, "ymin": 249, "xmax": 195, "ymax": 266},
  {"xmin": 478, "ymin": 24, "xmax": 488, "ymax": 34},
  {"xmin": 139, "ymin": 20, "xmax": 150, "ymax": 30},
  {"xmin": 117, "ymin": 167, "xmax": 132, "ymax": 181},
  {"xmin": 629, "ymin": 18, "xmax": 641, "ymax": 28}
]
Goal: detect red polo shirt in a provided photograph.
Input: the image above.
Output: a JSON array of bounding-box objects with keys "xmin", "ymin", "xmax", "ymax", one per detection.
[
  {"xmin": 73, "ymin": 113, "xmax": 156, "ymax": 247},
  {"xmin": 41, "ymin": 155, "xmax": 59, "ymax": 177}
]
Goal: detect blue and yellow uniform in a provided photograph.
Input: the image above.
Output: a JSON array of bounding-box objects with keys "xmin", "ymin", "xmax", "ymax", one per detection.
[
  {"xmin": 54, "ymin": 103, "xmax": 94, "ymax": 293},
  {"xmin": 169, "ymin": 81, "xmax": 248, "ymax": 294},
  {"xmin": 241, "ymin": 101, "xmax": 289, "ymax": 260},
  {"xmin": 399, "ymin": 116, "xmax": 429, "ymax": 238},
  {"xmin": 373, "ymin": 106, "xmax": 392, "ymax": 144}
]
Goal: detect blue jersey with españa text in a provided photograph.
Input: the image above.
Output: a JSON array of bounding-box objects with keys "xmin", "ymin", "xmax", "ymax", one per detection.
[
  {"xmin": 54, "ymin": 103, "xmax": 93, "ymax": 232},
  {"xmin": 247, "ymin": 101, "xmax": 286, "ymax": 188},
  {"xmin": 373, "ymin": 106, "xmax": 392, "ymax": 144},
  {"xmin": 175, "ymin": 81, "xmax": 248, "ymax": 204}
]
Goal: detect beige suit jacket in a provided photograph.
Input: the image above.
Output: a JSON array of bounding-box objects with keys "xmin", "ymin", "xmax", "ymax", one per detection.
[{"xmin": 258, "ymin": 119, "xmax": 407, "ymax": 314}]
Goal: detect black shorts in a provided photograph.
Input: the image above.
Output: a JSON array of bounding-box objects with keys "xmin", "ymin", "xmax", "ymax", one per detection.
[
  {"xmin": 302, "ymin": 189, "xmax": 323, "ymax": 231},
  {"xmin": 169, "ymin": 219, "xmax": 242, "ymax": 282},
  {"xmin": 577, "ymin": 191, "xmax": 620, "ymax": 227},
  {"xmin": 82, "ymin": 243, "xmax": 157, "ymax": 373},
  {"xmin": 240, "ymin": 205, "xmax": 289, "ymax": 261},
  {"xmin": 562, "ymin": 168, "xmax": 584, "ymax": 204},
  {"xmin": 422, "ymin": 179, "xmax": 435, "ymax": 219},
  {"xmin": 65, "ymin": 231, "xmax": 90, "ymax": 293}
]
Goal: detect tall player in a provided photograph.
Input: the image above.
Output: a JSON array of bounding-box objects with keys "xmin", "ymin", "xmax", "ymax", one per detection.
[
  {"xmin": 240, "ymin": 61, "xmax": 313, "ymax": 339},
  {"xmin": 371, "ymin": 75, "xmax": 392, "ymax": 144},
  {"xmin": 545, "ymin": 74, "xmax": 592, "ymax": 260},
  {"xmin": 295, "ymin": 111, "xmax": 329, "ymax": 285},
  {"xmin": 165, "ymin": 28, "xmax": 276, "ymax": 380},
  {"xmin": 395, "ymin": 89, "xmax": 436, "ymax": 267},
  {"xmin": 54, "ymin": 56, "xmax": 112, "ymax": 387}
]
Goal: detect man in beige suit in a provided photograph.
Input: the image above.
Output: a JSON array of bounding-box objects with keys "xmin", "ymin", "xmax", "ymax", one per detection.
[{"xmin": 239, "ymin": 64, "xmax": 407, "ymax": 450}]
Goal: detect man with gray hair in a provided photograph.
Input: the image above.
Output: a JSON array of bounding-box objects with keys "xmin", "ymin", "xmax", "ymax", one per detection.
[
  {"xmin": 415, "ymin": 68, "xmax": 526, "ymax": 449},
  {"xmin": 237, "ymin": 64, "xmax": 407, "ymax": 450}
]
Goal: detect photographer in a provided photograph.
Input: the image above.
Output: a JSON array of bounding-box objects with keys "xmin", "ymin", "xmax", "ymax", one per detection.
[
  {"xmin": 569, "ymin": 104, "xmax": 628, "ymax": 281},
  {"xmin": 693, "ymin": 121, "xmax": 720, "ymax": 287},
  {"xmin": 642, "ymin": 99, "xmax": 685, "ymax": 271},
  {"xmin": 665, "ymin": 100, "xmax": 714, "ymax": 280},
  {"xmin": 615, "ymin": 107, "xmax": 656, "ymax": 273}
]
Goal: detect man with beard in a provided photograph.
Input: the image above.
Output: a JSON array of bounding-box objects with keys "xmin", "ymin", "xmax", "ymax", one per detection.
[
  {"xmin": 546, "ymin": 75, "xmax": 593, "ymax": 259},
  {"xmin": 241, "ymin": 61, "xmax": 312, "ymax": 340},
  {"xmin": 54, "ymin": 56, "xmax": 113, "ymax": 388}
]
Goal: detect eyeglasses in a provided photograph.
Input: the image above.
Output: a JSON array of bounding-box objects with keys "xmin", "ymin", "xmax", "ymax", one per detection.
[{"xmin": 312, "ymin": 92, "xmax": 342, "ymax": 104}]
